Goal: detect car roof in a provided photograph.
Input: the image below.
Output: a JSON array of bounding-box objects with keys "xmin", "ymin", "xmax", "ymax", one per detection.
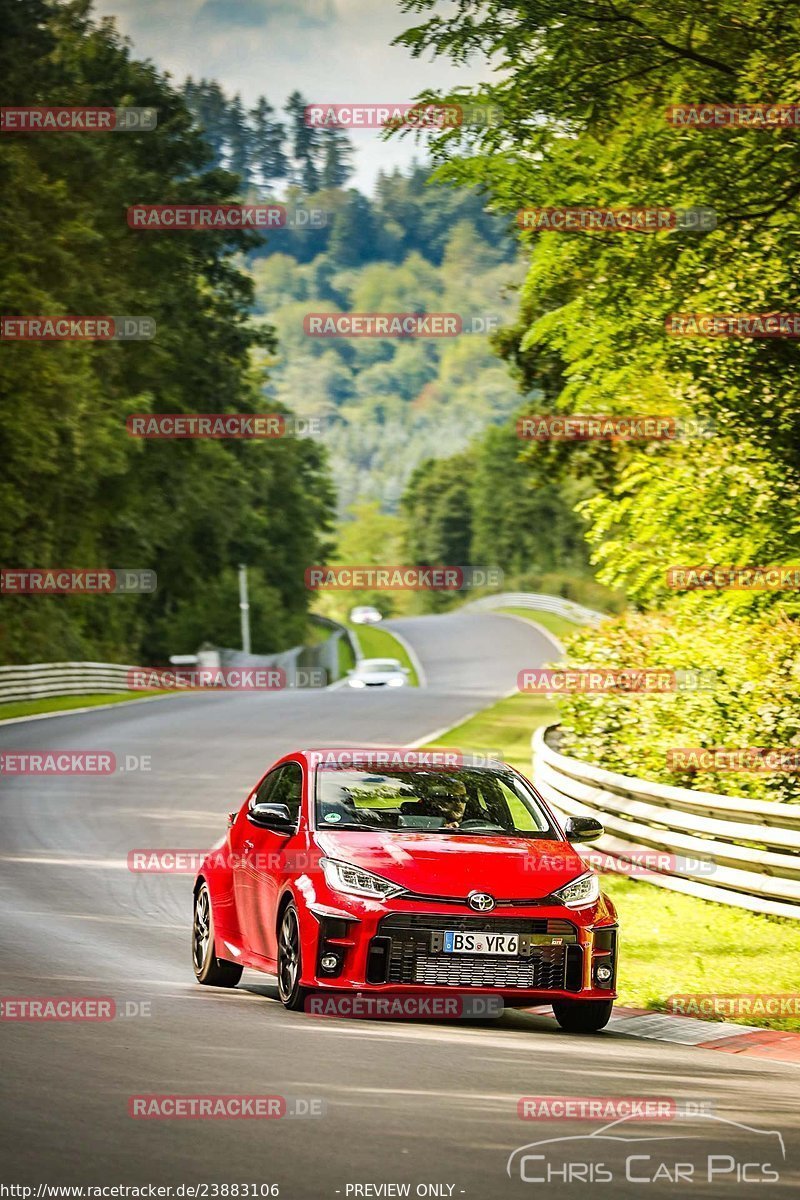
[{"xmin": 293, "ymin": 747, "xmax": 510, "ymax": 771}]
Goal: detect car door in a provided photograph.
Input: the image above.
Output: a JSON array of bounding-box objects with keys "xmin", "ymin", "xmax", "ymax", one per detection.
[
  {"xmin": 229, "ymin": 769, "xmax": 278, "ymax": 959},
  {"xmin": 244, "ymin": 762, "xmax": 304, "ymax": 962}
]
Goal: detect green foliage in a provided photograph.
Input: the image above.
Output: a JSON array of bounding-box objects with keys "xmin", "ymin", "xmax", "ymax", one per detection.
[
  {"xmin": 555, "ymin": 609, "xmax": 800, "ymax": 802},
  {"xmin": 392, "ymin": 0, "xmax": 800, "ymax": 795},
  {"xmin": 393, "ymin": 0, "xmax": 800, "ymax": 608},
  {"xmin": 251, "ymin": 191, "xmax": 528, "ymax": 513},
  {"xmin": 312, "ymin": 502, "xmax": 409, "ymax": 620},
  {"xmin": 0, "ymin": 0, "xmax": 335, "ymax": 664}
]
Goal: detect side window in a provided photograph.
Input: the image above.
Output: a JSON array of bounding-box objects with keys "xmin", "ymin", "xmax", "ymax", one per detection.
[
  {"xmin": 252, "ymin": 763, "xmax": 303, "ymax": 827},
  {"xmin": 252, "ymin": 769, "xmax": 280, "ymax": 807}
]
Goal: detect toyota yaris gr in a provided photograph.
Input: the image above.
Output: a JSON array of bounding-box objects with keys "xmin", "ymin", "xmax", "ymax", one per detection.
[{"xmin": 192, "ymin": 749, "xmax": 619, "ymax": 1032}]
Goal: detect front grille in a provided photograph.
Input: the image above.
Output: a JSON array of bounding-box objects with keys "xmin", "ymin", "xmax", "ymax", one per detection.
[
  {"xmin": 377, "ymin": 914, "xmax": 577, "ymax": 989},
  {"xmin": 380, "ymin": 914, "xmax": 575, "ymax": 936}
]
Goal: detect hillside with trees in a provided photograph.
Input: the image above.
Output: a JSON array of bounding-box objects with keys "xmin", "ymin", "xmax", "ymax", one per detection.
[{"xmin": 180, "ymin": 82, "xmax": 543, "ymax": 512}]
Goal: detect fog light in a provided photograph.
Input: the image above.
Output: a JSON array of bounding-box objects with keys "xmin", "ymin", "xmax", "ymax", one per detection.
[
  {"xmin": 320, "ymin": 953, "xmax": 339, "ymax": 972},
  {"xmin": 595, "ymin": 964, "xmax": 613, "ymax": 985}
]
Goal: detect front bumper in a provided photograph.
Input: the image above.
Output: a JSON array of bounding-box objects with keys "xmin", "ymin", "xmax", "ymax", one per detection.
[{"xmin": 303, "ymin": 896, "xmax": 618, "ymax": 1003}]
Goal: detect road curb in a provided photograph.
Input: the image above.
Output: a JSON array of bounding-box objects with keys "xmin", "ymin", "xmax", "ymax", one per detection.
[
  {"xmin": 0, "ymin": 690, "xmax": 182, "ymax": 727},
  {"xmin": 524, "ymin": 1003, "xmax": 800, "ymax": 1064},
  {"xmin": 381, "ymin": 622, "xmax": 427, "ymax": 688}
]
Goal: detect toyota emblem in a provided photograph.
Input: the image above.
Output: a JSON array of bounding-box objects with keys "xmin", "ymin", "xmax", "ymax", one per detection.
[{"xmin": 468, "ymin": 890, "xmax": 496, "ymax": 912}]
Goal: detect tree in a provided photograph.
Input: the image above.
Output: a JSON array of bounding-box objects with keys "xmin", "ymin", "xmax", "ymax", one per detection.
[
  {"xmin": 285, "ymin": 89, "xmax": 320, "ymax": 192},
  {"xmin": 250, "ymin": 97, "xmax": 288, "ymax": 188},
  {"xmin": 319, "ymin": 126, "xmax": 354, "ymax": 189},
  {"xmin": 225, "ymin": 93, "xmax": 251, "ymax": 184}
]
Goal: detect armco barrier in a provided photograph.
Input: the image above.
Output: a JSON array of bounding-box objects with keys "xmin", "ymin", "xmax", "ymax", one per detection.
[
  {"xmin": 0, "ymin": 662, "xmax": 137, "ymax": 703},
  {"xmin": 466, "ymin": 592, "xmax": 605, "ymax": 625},
  {"xmin": 0, "ymin": 636, "xmax": 357, "ymax": 708},
  {"xmin": 532, "ymin": 724, "xmax": 800, "ymax": 920}
]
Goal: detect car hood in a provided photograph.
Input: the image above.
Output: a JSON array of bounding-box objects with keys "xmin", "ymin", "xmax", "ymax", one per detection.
[{"xmin": 313, "ymin": 829, "xmax": 589, "ymax": 899}]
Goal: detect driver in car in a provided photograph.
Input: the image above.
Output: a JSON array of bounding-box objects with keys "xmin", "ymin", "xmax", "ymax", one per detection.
[{"xmin": 419, "ymin": 780, "xmax": 468, "ymax": 829}]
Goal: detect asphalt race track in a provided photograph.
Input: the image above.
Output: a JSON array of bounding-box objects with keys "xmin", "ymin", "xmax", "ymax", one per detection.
[{"xmin": 0, "ymin": 612, "xmax": 797, "ymax": 1198}]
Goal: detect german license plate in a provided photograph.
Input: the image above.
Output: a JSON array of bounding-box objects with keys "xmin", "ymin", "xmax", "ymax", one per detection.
[{"xmin": 443, "ymin": 930, "xmax": 519, "ymax": 955}]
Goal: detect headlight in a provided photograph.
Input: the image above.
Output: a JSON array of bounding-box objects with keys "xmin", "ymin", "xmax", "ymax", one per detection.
[
  {"xmin": 348, "ymin": 678, "xmax": 366, "ymax": 688},
  {"xmin": 387, "ymin": 676, "xmax": 404, "ymax": 687},
  {"xmin": 320, "ymin": 857, "xmax": 405, "ymax": 900},
  {"xmin": 551, "ymin": 871, "xmax": 600, "ymax": 909}
]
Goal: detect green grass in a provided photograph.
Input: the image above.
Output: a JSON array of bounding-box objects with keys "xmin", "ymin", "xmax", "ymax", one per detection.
[
  {"xmin": 426, "ymin": 690, "xmax": 557, "ymax": 771},
  {"xmin": 422, "ymin": 687, "xmax": 800, "ymax": 1031},
  {"xmin": 605, "ymin": 876, "xmax": 800, "ymax": 1032},
  {"xmin": 498, "ymin": 606, "xmax": 581, "ymax": 643},
  {"xmin": 337, "ymin": 632, "xmax": 357, "ymax": 677},
  {"xmin": 348, "ymin": 623, "xmax": 420, "ymax": 686},
  {"xmin": 0, "ymin": 690, "xmax": 170, "ymax": 722}
]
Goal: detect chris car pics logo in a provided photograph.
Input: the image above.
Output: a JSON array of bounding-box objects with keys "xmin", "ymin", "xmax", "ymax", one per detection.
[{"xmin": 507, "ymin": 1112, "xmax": 785, "ymax": 1186}]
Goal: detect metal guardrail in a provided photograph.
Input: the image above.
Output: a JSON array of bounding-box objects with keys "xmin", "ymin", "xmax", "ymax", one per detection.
[
  {"xmin": 0, "ymin": 662, "xmax": 138, "ymax": 703},
  {"xmin": 466, "ymin": 591, "xmax": 605, "ymax": 625},
  {"xmin": 532, "ymin": 724, "xmax": 800, "ymax": 921},
  {"xmin": 0, "ymin": 622, "xmax": 357, "ymax": 705}
]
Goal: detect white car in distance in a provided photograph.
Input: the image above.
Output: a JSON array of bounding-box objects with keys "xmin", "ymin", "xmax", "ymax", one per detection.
[
  {"xmin": 350, "ymin": 606, "xmax": 383, "ymax": 625},
  {"xmin": 347, "ymin": 658, "xmax": 410, "ymax": 688}
]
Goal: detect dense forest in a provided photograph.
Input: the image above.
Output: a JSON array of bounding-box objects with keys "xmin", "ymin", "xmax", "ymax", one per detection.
[{"xmin": 0, "ymin": 0, "xmax": 335, "ymax": 664}]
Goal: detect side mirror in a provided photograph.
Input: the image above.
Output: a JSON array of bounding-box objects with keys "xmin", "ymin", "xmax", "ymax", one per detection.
[
  {"xmin": 564, "ymin": 816, "xmax": 604, "ymax": 843},
  {"xmin": 248, "ymin": 802, "xmax": 293, "ymax": 831}
]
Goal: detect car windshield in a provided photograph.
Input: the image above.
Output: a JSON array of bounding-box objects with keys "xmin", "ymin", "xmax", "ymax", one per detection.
[
  {"xmin": 315, "ymin": 767, "xmax": 554, "ymax": 836},
  {"xmin": 358, "ymin": 659, "xmax": 399, "ymax": 672}
]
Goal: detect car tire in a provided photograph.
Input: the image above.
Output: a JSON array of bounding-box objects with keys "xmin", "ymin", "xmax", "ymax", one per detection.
[
  {"xmin": 277, "ymin": 902, "xmax": 309, "ymax": 1011},
  {"xmin": 552, "ymin": 998, "xmax": 613, "ymax": 1033},
  {"xmin": 192, "ymin": 882, "xmax": 243, "ymax": 987}
]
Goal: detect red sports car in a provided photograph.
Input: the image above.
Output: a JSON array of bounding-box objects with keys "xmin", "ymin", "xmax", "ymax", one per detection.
[{"xmin": 192, "ymin": 748, "xmax": 619, "ymax": 1032}]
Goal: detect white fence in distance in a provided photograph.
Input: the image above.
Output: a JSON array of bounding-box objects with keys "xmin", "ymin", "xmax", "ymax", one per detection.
[
  {"xmin": 532, "ymin": 724, "xmax": 800, "ymax": 921},
  {"xmin": 466, "ymin": 592, "xmax": 605, "ymax": 625}
]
